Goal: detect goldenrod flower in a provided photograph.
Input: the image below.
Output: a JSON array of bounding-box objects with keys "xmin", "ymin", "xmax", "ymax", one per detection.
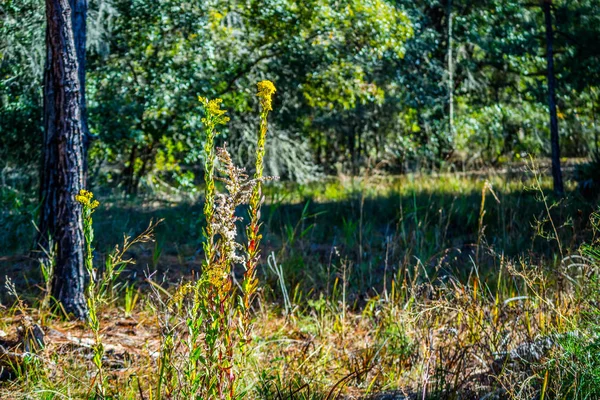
[
  {"xmin": 198, "ymin": 96, "xmax": 230, "ymax": 126},
  {"xmin": 256, "ymin": 80, "xmax": 276, "ymax": 111},
  {"xmin": 170, "ymin": 282, "xmax": 194, "ymax": 306},
  {"xmin": 76, "ymin": 189, "xmax": 99, "ymax": 210}
]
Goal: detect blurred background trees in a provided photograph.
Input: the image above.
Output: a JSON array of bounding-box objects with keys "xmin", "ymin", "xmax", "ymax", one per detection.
[{"xmin": 2, "ymin": 0, "xmax": 600, "ymax": 195}]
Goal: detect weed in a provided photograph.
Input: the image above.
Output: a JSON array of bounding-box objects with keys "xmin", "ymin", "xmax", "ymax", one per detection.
[
  {"xmin": 123, "ymin": 283, "xmax": 139, "ymax": 317},
  {"xmin": 2, "ymin": 150, "xmax": 600, "ymax": 399},
  {"xmin": 150, "ymin": 81, "xmax": 277, "ymax": 399},
  {"xmin": 76, "ymin": 189, "xmax": 160, "ymax": 397}
]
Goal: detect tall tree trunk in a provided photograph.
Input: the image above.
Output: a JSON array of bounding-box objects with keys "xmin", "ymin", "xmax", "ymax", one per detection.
[
  {"xmin": 543, "ymin": 0, "xmax": 565, "ymax": 195},
  {"xmin": 592, "ymin": 91, "xmax": 599, "ymax": 155},
  {"xmin": 39, "ymin": 0, "xmax": 88, "ymax": 319},
  {"xmin": 447, "ymin": 0, "xmax": 454, "ymax": 139},
  {"xmin": 71, "ymin": 0, "xmax": 91, "ymax": 173}
]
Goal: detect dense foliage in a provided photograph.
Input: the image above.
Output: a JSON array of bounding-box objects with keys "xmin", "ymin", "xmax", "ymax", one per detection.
[{"xmin": 1, "ymin": 0, "xmax": 600, "ymax": 192}]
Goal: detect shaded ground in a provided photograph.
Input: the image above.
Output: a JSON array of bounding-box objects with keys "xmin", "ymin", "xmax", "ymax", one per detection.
[{"xmin": 2, "ymin": 170, "xmax": 597, "ymax": 305}]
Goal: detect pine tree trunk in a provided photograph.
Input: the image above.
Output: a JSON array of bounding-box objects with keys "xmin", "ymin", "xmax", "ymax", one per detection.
[
  {"xmin": 543, "ymin": 0, "xmax": 565, "ymax": 195},
  {"xmin": 71, "ymin": 0, "xmax": 91, "ymax": 172},
  {"xmin": 39, "ymin": 0, "xmax": 88, "ymax": 319},
  {"xmin": 447, "ymin": 0, "xmax": 454, "ymax": 139}
]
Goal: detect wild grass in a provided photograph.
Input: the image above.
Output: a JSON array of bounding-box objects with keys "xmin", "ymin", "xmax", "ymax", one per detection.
[
  {"xmin": 0, "ymin": 96, "xmax": 599, "ymax": 397},
  {"xmin": 2, "ymin": 233, "xmax": 600, "ymax": 398},
  {"xmin": 0, "ymin": 165, "xmax": 598, "ymax": 398}
]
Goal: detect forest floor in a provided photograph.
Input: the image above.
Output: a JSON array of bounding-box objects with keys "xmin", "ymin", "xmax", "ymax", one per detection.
[{"xmin": 0, "ymin": 164, "xmax": 599, "ymax": 398}]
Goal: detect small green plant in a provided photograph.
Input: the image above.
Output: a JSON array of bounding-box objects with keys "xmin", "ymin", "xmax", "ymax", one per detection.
[
  {"xmin": 4, "ymin": 278, "xmax": 45, "ymax": 384},
  {"xmin": 123, "ymin": 283, "xmax": 139, "ymax": 317},
  {"xmin": 476, "ymin": 180, "xmax": 499, "ymax": 264},
  {"xmin": 76, "ymin": 189, "xmax": 159, "ymax": 397},
  {"xmin": 38, "ymin": 242, "xmax": 55, "ymax": 317},
  {"xmin": 76, "ymin": 189, "xmax": 105, "ymax": 397}
]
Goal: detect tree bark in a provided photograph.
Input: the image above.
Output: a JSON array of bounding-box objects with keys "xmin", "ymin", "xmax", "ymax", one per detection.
[
  {"xmin": 71, "ymin": 0, "xmax": 91, "ymax": 170},
  {"xmin": 447, "ymin": 0, "xmax": 454, "ymax": 139},
  {"xmin": 39, "ymin": 0, "xmax": 88, "ymax": 319},
  {"xmin": 543, "ymin": 0, "xmax": 565, "ymax": 195}
]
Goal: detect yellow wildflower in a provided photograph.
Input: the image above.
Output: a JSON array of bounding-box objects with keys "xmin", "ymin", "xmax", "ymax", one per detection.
[
  {"xmin": 76, "ymin": 189, "xmax": 99, "ymax": 210},
  {"xmin": 170, "ymin": 282, "xmax": 194, "ymax": 306},
  {"xmin": 256, "ymin": 80, "xmax": 276, "ymax": 111},
  {"xmin": 206, "ymin": 264, "xmax": 232, "ymax": 298},
  {"xmin": 207, "ymin": 99, "xmax": 226, "ymax": 117},
  {"xmin": 199, "ymin": 96, "xmax": 230, "ymax": 125}
]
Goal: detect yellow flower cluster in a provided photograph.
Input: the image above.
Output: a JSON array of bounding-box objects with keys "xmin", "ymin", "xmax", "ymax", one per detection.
[
  {"xmin": 76, "ymin": 189, "xmax": 100, "ymax": 210},
  {"xmin": 256, "ymin": 80, "xmax": 276, "ymax": 111},
  {"xmin": 207, "ymin": 265, "xmax": 232, "ymax": 298},
  {"xmin": 170, "ymin": 282, "xmax": 194, "ymax": 306},
  {"xmin": 198, "ymin": 96, "xmax": 230, "ymax": 125}
]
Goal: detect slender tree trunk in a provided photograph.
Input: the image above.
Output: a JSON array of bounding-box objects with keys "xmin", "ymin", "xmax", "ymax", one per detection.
[
  {"xmin": 543, "ymin": 0, "xmax": 564, "ymax": 195},
  {"xmin": 594, "ymin": 105, "xmax": 599, "ymax": 155},
  {"xmin": 71, "ymin": 0, "xmax": 91, "ymax": 172},
  {"xmin": 123, "ymin": 144, "xmax": 138, "ymax": 195},
  {"xmin": 592, "ymin": 91, "xmax": 599, "ymax": 155},
  {"xmin": 39, "ymin": 0, "xmax": 88, "ymax": 319},
  {"xmin": 447, "ymin": 0, "xmax": 454, "ymax": 139},
  {"xmin": 132, "ymin": 144, "xmax": 156, "ymax": 195},
  {"xmin": 347, "ymin": 125, "xmax": 356, "ymax": 175}
]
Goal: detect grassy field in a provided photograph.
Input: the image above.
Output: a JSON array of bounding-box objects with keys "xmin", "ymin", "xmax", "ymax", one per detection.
[{"xmin": 1, "ymin": 166, "xmax": 600, "ymax": 399}]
